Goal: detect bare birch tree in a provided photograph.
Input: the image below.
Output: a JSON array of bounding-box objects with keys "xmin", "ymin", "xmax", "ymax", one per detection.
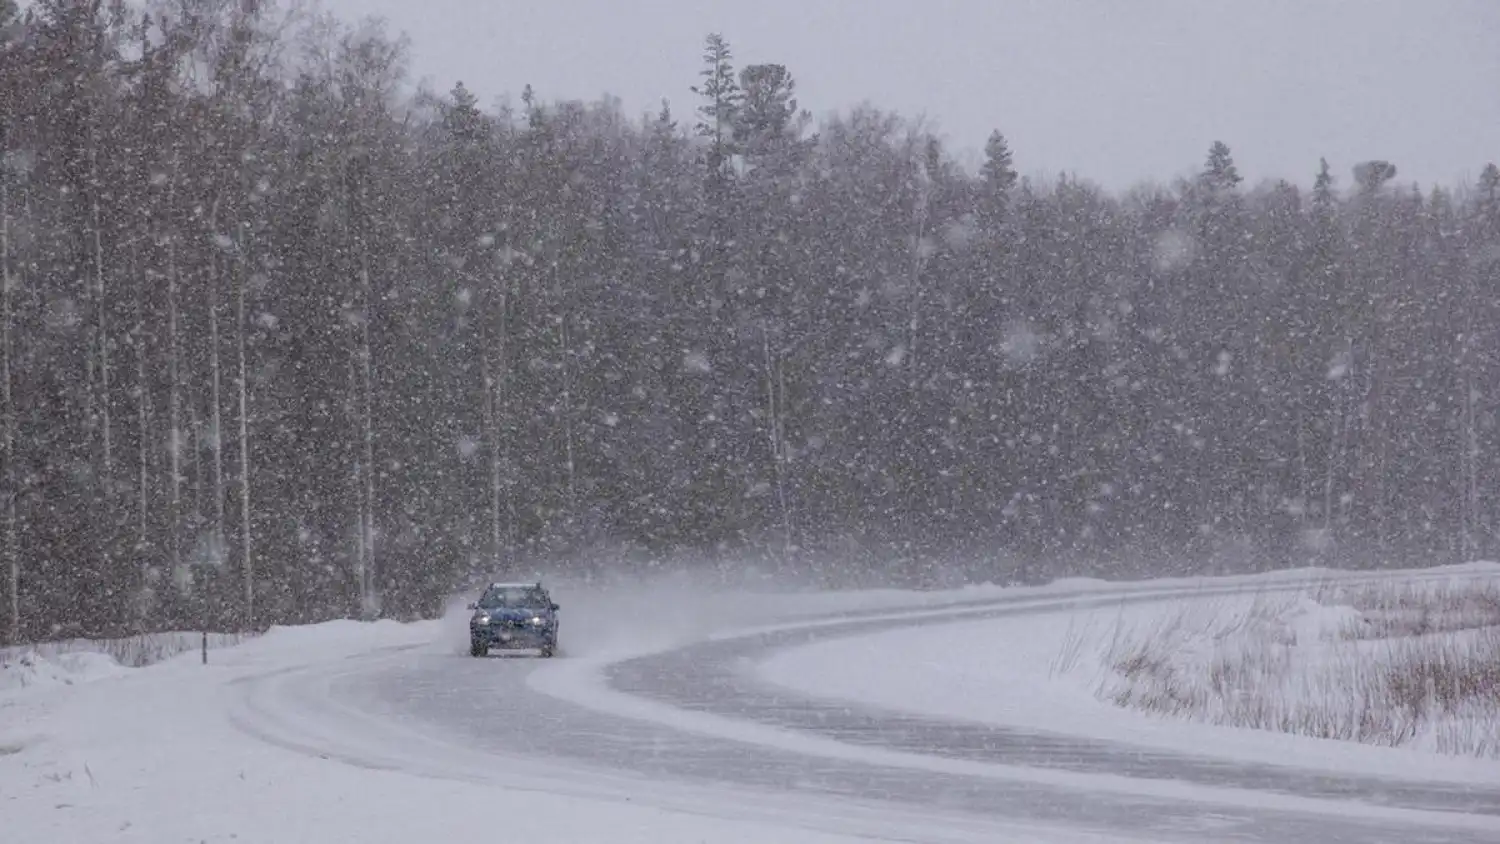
[
  {"xmin": 206, "ymin": 198, "xmax": 227, "ymax": 567},
  {"xmin": 1, "ymin": 132, "xmax": 17, "ymax": 643},
  {"xmin": 235, "ymin": 230, "xmax": 253, "ymax": 627},
  {"xmin": 131, "ymin": 240, "xmax": 151, "ymax": 626},
  {"xmin": 165, "ymin": 162, "xmax": 184, "ymax": 586},
  {"xmin": 357, "ymin": 207, "xmax": 376, "ymax": 617}
]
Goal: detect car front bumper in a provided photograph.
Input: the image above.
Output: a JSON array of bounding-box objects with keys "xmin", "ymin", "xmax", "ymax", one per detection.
[{"xmin": 471, "ymin": 623, "xmax": 555, "ymax": 649}]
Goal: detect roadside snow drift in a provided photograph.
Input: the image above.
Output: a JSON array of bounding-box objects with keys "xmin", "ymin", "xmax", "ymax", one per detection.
[
  {"xmin": 757, "ymin": 565, "xmax": 1500, "ymax": 784},
  {"xmin": 0, "ymin": 611, "xmax": 892, "ymax": 843},
  {"xmin": 8, "ymin": 565, "xmax": 1499, "ymax": 844},
  {"xmin": 1, "ymin": 575, "xmax": 1116, "ymax": 844},
  {"xmin": 1097, "ymin": 577, "xmax": 1500, "ymax": 758},
  {"xmin": 1, "ymin": 650, "xmax": 127, "ymax": 693}
]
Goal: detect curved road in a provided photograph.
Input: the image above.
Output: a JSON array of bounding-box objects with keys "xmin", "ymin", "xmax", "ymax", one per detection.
[{"xmin": 232, "ymin": 581, "xmax": 1500, "ymax": 844}]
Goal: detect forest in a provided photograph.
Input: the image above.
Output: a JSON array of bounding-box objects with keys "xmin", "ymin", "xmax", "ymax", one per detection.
[{"xmin": 1, "ymin": 0, "xmax": 1497, "ymax": 642}]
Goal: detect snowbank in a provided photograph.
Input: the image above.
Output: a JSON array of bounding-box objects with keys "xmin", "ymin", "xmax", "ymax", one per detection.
[
  {"xmin": 2, "ymin": 579, "xmax": 1126, "ymax": 844},
  {"xmin": 0, "ymin": 607, "xmax": 897, "ymax": 844},
  {"xmin": 756, "ymin": 567, "xmax": 1500, "ymax": 784},
  {"xmin": 0, "ymin": 629, "xmax": 252, "ymax": 671},
  {"xmin": 8, "ymin": 563, "xmax": 1499, "ymax": 843},
  {"xmin": 1100, "ymin": 577, "xmax": 1500, "ymax": 758},
  {"xmin": 0, "ymin": 650, "xmax": 127, "ymax": 692}
]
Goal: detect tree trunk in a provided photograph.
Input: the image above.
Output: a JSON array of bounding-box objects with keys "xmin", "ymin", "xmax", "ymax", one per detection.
[
  {"xmin": 499, "ymin": 284, "xmax": 516, "ymax": 552},
  {"xmin": 482, "ymin": 306, "xmax": 500, "ymax": 559},
  {"xmin": 1366, "ymin": 322, "xmax": 1389, "ymax": 554},
  {"xmin": 167, "ymin": 217, "xmax": 183, "ymax": 585},
  {"xmin": 207, "ymin": 200, "xmax": 226, "ymax": 566},
  {"xmin": 763, "ymin": 326, "xmax": 792, "ymax": 558},
  {"xmin": 1, "ymin": 162, "xmax": 17, "ymax": 644},
  {"xmin": 907, "ymin": 176, "xmax": 930, "ymax": 374},
  {"xmin": 1460, "ymin": 292, "xmax": 1478, "ymax": 561},
  {"xmin": 87, "ymin": 116, "xmax": 113, "ymax": 608},
  {"xmin": 358, "ymin": 235, "xmax": 376, "ymax": 617},
  {"xmin": 132, "ymin": 241, "xmax": 150, "ymax": 629},
  {"xmin": 190, "ymin": 403, "xmax": 203, "ymax": 543},
  {"xmin": 1322, "ymin": 336, "xmax": 1354, "ymax": 556},
  {"xmin": 157, "ymin": 154, "xmax": 183, "ymax": 590},
  {"xmin": 552, "ymin": 250, "xmax": 577, "ymax": 524},
  {"xmin": 347, "ymin": 351, "xmax": 366, "ymax": 613},
  {"xmin": 560, "ymin": 310, "xmax": 577, "ymax": 518},
  {"xmin": 1295, "ymin": 404, "xmax": 1308, "ymax": 525},
  {"xmin": 89, "ymin": 121, "xmax": 112, "ymax": 480},
  {"xmin": 236, "ymin": 240, "xmax": 254, "ymax": 629}
]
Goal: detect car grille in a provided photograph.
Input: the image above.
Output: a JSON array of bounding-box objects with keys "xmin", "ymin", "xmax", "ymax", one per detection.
[{"xmin": 482, "ymin": 617, "xmax": 545, "ymax": 629}]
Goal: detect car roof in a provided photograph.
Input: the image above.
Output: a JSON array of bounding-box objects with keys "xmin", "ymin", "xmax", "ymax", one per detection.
[{"xmin": 486, "ymin": 581, "xmax": 544, "ymax": 590}]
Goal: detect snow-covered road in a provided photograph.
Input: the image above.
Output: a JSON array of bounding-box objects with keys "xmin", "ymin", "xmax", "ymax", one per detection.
[
  {"xmin": 8, "ymin": 566, "xmax": 1500, "ymax": 843},
  {"xmin": 229, "ymin": 570, "xmax": 1500, "ymax": 843}
]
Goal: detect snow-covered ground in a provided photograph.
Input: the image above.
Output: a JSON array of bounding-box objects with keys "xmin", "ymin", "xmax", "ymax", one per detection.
[
  {"xmin": 1098, "ymin": 576, "xmax": 1500, "ymax": 759},
  {"xmin": 757, "ymin": 563, "xmax": 1500, "ymax": 785},
  {"xmin": 6, "ymin": 564, "xmax": 1500, "ymax": 844},
  {"xmin": 0, "ymin": 578, "xmax": 1127, "ymax": 844},
  {"xmin": 1, "ymin": 630, "xmax": 252, "ymax": 688},
  {"xmin": 1, "ymin": 616, "xmax": 916, "ymax": 843}
]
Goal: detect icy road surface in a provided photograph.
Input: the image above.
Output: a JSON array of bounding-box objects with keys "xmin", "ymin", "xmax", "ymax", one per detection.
[{"xmin": 232, "ymin": 570, "xmax": 1500, "ymax": 844}]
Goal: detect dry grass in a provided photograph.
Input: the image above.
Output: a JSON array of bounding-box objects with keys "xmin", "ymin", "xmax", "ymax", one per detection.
[
  {"xmin": 1314, "ymin": 580, "xmax": 1500, "ymax": 639},
  {"xmin": 1091, "ymin": 578, "xmax": 1500, "ymax": 758}
]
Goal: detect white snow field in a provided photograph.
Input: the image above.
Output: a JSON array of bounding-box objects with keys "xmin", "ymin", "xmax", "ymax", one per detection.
[
  {"xmin": 4, "ymin": 566, "xmax": 1500, "ymax": 843},
  {"xmin": 758, "ymin": 562, "xmax": 1500, "ymax": 782}
]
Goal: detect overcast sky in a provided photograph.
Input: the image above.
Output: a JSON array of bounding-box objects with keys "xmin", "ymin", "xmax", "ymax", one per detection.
[{"xmin": 319, "ymin": 0, "xmax": 1499, "ymax": 193}]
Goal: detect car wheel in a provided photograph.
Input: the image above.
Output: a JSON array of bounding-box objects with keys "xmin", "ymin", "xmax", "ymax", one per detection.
[
  {"xmin": 539, "ymin": 643, "xmax": 555, "ymax": 658},
  {"xmin": 470, "ymin": 639, "xmax": 487, "ymax": 657}
]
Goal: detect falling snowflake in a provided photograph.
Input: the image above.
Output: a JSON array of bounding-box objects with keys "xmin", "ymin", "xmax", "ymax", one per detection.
[
  {"xmin": 999, "ymin": 321, "xmax": 1041, "ymax": 364},
  {"xmin": 1300, "ymin": 527, "xmax": 1335, "ymax": 552},
  {"xmin": 940, "ymin": 216, "xmax": 978, "ymax": 251},
  {"xmin": 43, "ymin": 297, "xmax": 81, "ymax": 331},
  {"xmin": 1327, "ymin": 350, "xmax": 1351, "ymax": 380},
  {"xmin": 1, "ymin": 149, "xmax": 36, "ymax": 176},
  {"xmin": 1152, "ymin": 229, "xmax": 1194, "ymax": 272}
]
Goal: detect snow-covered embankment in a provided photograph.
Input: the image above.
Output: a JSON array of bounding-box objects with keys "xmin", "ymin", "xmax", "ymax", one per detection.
[{"xmin": 757, "ymin": 563, "xmax": 1500, "ymax": 783}]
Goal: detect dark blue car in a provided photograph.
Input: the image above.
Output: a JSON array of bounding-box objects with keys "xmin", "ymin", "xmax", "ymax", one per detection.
[{"xmin": 468, "ymin": 582, "xmax": 560, "ymax": 658}]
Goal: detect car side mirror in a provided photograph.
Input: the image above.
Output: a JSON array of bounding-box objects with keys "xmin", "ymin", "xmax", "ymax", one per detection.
[
  {"xmin": 550, "ymin": 603, "xmax": 560, "ymax": 611},
  {"xmin": 466, "ymin": 602, "xmax": 477, "ymax": 610}
]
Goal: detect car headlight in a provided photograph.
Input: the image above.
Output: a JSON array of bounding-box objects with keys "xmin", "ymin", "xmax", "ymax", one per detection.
[
  {"xmin": 529, "ymin": 616, "xmax": 547, "ymax": 626},
  {"xmin": 473, "ymin": 614, "xmax": 490, "ymax": 625}
]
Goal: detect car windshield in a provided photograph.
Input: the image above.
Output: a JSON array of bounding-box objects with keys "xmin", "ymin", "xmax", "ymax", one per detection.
[{"xmin": 478, "ymin": 587, "xmax": 546, "ymax": 609}]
